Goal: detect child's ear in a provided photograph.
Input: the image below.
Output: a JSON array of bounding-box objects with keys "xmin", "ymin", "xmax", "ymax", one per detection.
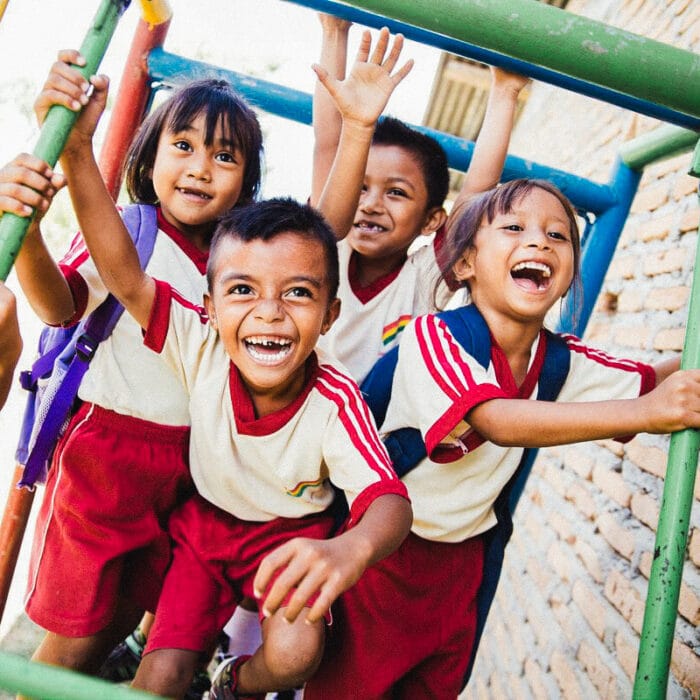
[
  {"xmin": 420, "ymin": 206, "xmax": 448, "ymax": 236},
  {"xmin": 321, "ymin": 298, "xmax": 341, "ymax": 335},
  {"xmin": 203, "ymin": 293, "xmax": 218, "ymax": 330},
  {"xmin": 453, "ymin": 248, "xmax": 476, "ymax": 282}
]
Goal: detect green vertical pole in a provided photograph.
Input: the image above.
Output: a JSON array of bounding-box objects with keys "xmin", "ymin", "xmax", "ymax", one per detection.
[
  {"xmin": 0, "ymin": 0, "xmax": 130, "ymax": 281},
  {"xmin": 633, "ymin": 138, "xmax": 700, "ymax": 698}
]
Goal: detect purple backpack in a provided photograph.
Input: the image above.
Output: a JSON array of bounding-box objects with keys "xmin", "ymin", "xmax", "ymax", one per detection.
[{"xmin": 15, "ymin": 204, "xmax": 159, "ymax": 489}]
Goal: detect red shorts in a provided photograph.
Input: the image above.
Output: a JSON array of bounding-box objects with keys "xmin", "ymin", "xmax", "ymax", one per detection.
[
  {"xmin": 145, "ymin": 493, "xmax": 336, "ymax": 655},
  {"xmin": 304, "ymin": 532, "xmax": 484, "ymax": 700},
  {"xmin": 25, "ymin": 403, "xmax": 193, "ymax": 636}
]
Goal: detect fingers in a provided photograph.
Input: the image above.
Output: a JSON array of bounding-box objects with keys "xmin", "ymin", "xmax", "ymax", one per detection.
[
  {"xmin": 369, "ymin": 26, "xmax": 390, "ymax": 65},
  {"xmin": 0, "ymin": 154, "xmax": 64, "ymax": 217}
]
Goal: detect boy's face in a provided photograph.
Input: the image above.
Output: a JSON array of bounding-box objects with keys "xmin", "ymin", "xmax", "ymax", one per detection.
[
  {"xmin": 348, "ymin": 145, "xmax": 443, "ymax": 270},
  {"xmin": 205, "ymin": 232, "xmax": 340, "ymax": 415}
]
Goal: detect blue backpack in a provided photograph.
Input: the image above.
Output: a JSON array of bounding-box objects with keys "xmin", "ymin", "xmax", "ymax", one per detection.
[
  {"xmin": 15, "ymin": 204, "xmax": 159, "ymax": 490},
  {"xmin": 360, "ymin": 303, "xmax": 571, "ymax": 687}
]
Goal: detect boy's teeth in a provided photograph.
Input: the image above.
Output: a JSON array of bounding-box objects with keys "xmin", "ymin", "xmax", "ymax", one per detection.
[
  {"xmin": 512, "ymin": 261, "xmax": 551, "ymax": 277},
  {"xmin": 247, "ymin": 336, "xmax": 291, "ymax": 347}
]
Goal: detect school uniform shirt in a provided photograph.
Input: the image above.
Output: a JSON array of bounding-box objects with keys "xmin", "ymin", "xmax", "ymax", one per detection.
[
  {"xmin": 381, "ymin": 314, "xmax": 656, "ymax": 544},
  {"xmin": 58, "ymin": 208, "xmax": 207, "ymax": 426},
  {"xmin": 318, "ymin": 232, "xmax": 459, "ymax": 385},
  {"xmin": 143, "ymin": 280, "xmax": 407, "ymax": 523}
]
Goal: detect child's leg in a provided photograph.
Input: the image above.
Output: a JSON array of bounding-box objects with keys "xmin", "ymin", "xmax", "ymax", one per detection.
[
  {"xmin": 211, "ymin": 611, "xmax": 325, "ymax": 698},
  {"xmin": 223, "ymin": 599, "xmax": 262, "ymax": 657},
  {"xmin": 132, "ymin": 648, "xmax": 200, "ymax": 698}
]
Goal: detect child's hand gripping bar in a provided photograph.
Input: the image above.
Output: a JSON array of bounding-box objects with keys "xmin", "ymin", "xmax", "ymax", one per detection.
[{"xmin": 0, "ymin": 0, "xmax": 131, "ymax": 281}]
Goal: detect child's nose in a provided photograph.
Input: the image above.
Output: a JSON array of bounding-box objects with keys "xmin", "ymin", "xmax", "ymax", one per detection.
[
  {"xmin": 525, "ymin": 228, "xmax": 551, "ymax": 249},
  {"xmin": 254, "ymin": 298, "xmax": 284, "ymax": 322},
  {"xmin": 359, "ymin": 189, "xmax": 382, "ymax": 212},
  {"xmin": 186, "ymin": 154, "xmax": 211, "ymax": 181}
]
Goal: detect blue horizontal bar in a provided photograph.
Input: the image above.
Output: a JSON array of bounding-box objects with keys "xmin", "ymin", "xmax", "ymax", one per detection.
[
  {"xmin": 148, "ymin": 49, "xmax": 616, "ymax": 215},
  {"xmin": 281, "ymin": 0, "xmax": 700, "ymax": 132}
]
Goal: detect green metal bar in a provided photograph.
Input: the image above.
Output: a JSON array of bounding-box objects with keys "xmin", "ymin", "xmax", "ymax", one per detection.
[
  {"xmin": 619, "ymin": 125, "xmax": 700, "ymax": 172},
  {"xmin": 0, "ymin": 0, "xmax": 130, "ymax": 282},
  {"xmin": 633, "ymin": 139, "xmax": 700, "ymax": 698},
  {"xmin": 335, "ymin": 0, "xmax": 700, "ymax": 120},
  {"xmin": 0, "ymin": 651, "xmax": 160, "ymax": 699}
]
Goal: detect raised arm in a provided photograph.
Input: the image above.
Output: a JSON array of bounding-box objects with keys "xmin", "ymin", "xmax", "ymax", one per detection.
[
  {"xmin": 0, "ymin": 283, "xmax": 22, "ymax": 410},
  {"xmin": 452, "ymin": 67, "xmax": 529, "ymax": 212},
  {"xmin": 314, "ymin": 27, "xmax": 413, "ymax": 238},
  {"xmin": 310, "ymin": 13, "xmax": 352, "ymax": 206},
  {"xmin": 1, "ymin": 153, "xmax": 76, "ymax": 325},
  {"xmin": 469, "ymin": 367, "xmax": 700, "ymax": 446},
  {"xmin": 33, "ymin": 51, "xmax": 155, "ymax": 330}
]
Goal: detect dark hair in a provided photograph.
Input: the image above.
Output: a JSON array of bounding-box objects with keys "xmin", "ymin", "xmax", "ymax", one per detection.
[
  {"xmin": 124, "ymin": 79, "xmax": 263, "ymax": 207},
  {"xmin": 372, "ymin": 117, "xmax": 449, "ymax": 211},
  {"xmin": 207, "ymin": 198, "xmax": 339, "ymax": 300},
  {"xmin": 440, "ymin": 178, "xmax": 583, "ymax": 317}
]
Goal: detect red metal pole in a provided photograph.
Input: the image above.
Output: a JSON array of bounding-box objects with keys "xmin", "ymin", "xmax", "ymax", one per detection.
[{"xmin": 99, "ymin": 12, "xmax": 171, "ymax": 199}]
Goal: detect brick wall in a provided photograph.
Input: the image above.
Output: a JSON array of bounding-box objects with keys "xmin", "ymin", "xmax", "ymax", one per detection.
[{"xmin": 462, "ymin": 0, "xmax": 700, "ymax": 697}]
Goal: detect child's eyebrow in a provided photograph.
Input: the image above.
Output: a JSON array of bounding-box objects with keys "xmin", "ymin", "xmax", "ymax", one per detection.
[{"xmin": 218, "ymin": 271, "xmax": 323, "ymax": 288}]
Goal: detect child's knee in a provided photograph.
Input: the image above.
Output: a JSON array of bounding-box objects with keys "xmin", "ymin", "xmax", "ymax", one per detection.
[
  {"xmin": 132, "ymin": 648, "xmax": 198, "ymax": 697},
  {"xmin": 263, "ymin": 613, "xmax": 325, "ymax": 686}
]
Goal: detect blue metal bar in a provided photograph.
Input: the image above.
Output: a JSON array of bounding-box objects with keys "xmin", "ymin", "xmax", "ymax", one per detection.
[
  {"xmin": 559, "ymin": 158, "xmax": 641, "ymax": 336},
  {"xmin": 148, "ymin": 48, "xmax": 617, "ymax": 215},
  {"xmin": 280, "ymin": 0, "xmax": 700, "ymax": 132}
]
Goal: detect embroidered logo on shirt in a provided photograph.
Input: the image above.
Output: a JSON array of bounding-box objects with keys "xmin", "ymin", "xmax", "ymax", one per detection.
[
  {"xmin": 382, "ymin": 315, "xmax": 412, "ymax": 346},
  {"xmin": 286, "ymin": 477, "xmax": 325, "ymax": 498}
]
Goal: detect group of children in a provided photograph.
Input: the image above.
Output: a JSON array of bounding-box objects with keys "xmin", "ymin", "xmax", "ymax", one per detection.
[{"xmin": 1, "ymin": 13, "xmax": 699, "ymax": 700}]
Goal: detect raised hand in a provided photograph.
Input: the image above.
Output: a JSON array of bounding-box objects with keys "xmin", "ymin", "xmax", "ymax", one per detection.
[
  {"xmin": 313, "ymin": 27, "xmax": 414, "ymax": 131},
  {"xmin": 0, "ymin": 153, "xmax": 65, "ymax": 220},
  {"xmin": 639, "ymin": 369, "xmax": 700, "ymax": 434},
  {"xmin": 34, "ymin": 49, "xmax": 110, "ymax": 155}
]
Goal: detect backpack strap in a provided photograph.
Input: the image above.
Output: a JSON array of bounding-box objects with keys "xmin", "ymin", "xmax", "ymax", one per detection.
[{"xmin": 18, "ymin": 204, "xmax": 159, "ymax": 489}]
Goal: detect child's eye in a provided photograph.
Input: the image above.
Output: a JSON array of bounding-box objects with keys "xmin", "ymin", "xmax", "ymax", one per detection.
[
  {"xmin": 548, "ymin": 230, "xmax": 569, "ymax": 241},
  {"xmin": 229, "ymin": 284, "xmax": 252, "ymax": 295},
  {"xmin": 285, "ymin": 287, "xmax": 313, "ymax": 299},
  {"xmin": 173, "ymin": 140, "xmax": 191, "ymax": 152},
  {"xmin": 216, "ymin": 152, "xmax": 237, "ymax": 164},
  {"xmin": 503, "ymin": 224, "xmax": 523, "ymax": 232},
  {"xmin": 388, "ymin": 188, "xmax": 407, "ymax": 197}
]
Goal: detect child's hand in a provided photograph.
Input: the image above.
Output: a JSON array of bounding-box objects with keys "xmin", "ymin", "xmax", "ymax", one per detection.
[
  {"xmin": 641, "ymin": 369, "xmax": 700, "ymax": 433},
  {"xmin": 318, "ymin": 11, "xmax": 352, "ymax": 35},
  {"xmin": 490, "ymin": 66, "xmax": 530, "ymax": 98},
  {"xmin": 313, "ymin": 27, "xmax": 413, "ymax": 131},
  {"xmin": 0, "ymin": 153, "xmax": 65, "ymax": 220},
  {"xmin": 34, "ymin": 50, "xmax": 110, "ymax": 155},
  {"xmin": 254, "ymin": 536, "xmax": 370, "ymax": 625}
]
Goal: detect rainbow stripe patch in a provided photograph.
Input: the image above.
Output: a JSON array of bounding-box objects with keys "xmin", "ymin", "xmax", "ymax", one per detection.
[
  {"xmin": 286, "ymin": 477, "xmax": 325, "ymax": 498},
  {"xmin": 382, "ymin": 315, "xmax": 412, "ymax": 346}
]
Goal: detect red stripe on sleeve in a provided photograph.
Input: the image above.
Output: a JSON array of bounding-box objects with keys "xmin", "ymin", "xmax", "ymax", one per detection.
[{"xmin": 143, "ymin": 279, "xmax": 174, "ymax": 353}]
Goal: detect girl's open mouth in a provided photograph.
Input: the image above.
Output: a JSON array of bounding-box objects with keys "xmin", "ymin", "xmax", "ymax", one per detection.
[{"xmin": 511, "ymin": 261, "xmax": 552, "ymax": 291}]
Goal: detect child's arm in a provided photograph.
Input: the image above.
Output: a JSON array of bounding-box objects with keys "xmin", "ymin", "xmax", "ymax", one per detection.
[
  {"xmin": 0, "ymin": 154, "xmax": 75, "ymax": 325},
  {"xmin": 452, "ymin": 67, "xmax": 529, "ymax": 212},
  {"xmin": 310, "ymin": 13, "xmax": 352, "ymax": 207},
  {"xmin": 0, "ymin": 283, "xmax": 22, "ymax": 410},
  {"xmin": 33, "ymin": 51, "xmax": 155, "ymax": 329},
  {"xmin": 253, "ymin": 493, "xmax": 412, "ymax": 624},
  {"xmin": 469, "ymin": 367, "xmax": 700, "ymax": 447},
  {"xmin": 313, "ymin": 27, "xmax": 413, "ymax": 238}
]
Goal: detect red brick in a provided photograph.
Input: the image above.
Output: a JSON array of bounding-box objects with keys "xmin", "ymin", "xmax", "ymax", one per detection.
[
  {"xmin": 550, "ymin": 598, "xmax": 579, "ymax": 646},
  {"xmin": 574, "ymin": 538, "xmax": 604, "ymax": 583},
  {"xmin": 572, "ymin": 579, "xmax": 607, "ymax": 639},
  {"xmin": 567, "ymin": 482, "xmax": 598, "ymax": 520},
  {"xmin": 544, "ymin": 462, "xmax": 572, "ymax": 498},
  {"xmin": 597, "ymin": 512, "xmax": 636, "ymax": 560},
  {"xmin": 527, "ymin": 554, "xmax": 555, "ymax": 592},
  {"xmin": 645, "ymin": 286, "xmax": 690, "ymax": 312},
  {"xmin": 673, "ymin": 174, "xmax": 700, "ymax": 200},
  {"xmin": 577, "ymin": 640, "xmax": 618, "ymax": 698},
  {"xmin": 689, "ymin": 528, "xmax": 700, "ymax": 567},
  {"xmin": 592, "ymin": 463, "xmax": 632, "ymax": 507},
  {"xmin": 637, "ymin": 212, "xmax": 676, "ymax": 241},
  {"xmin": 607, "ymin": 254, "xmax": 637, "ymax": 280},
  {"xmin": 597, "ymin": 439, "xmax": 625, "ymax": 458},
  {"xmin": 564, "ymin": 447, "xmax": 594, "ymax": 480},
  {"xmin": 615, "ymin": 631, "xmax": 638, "ymax": 681},
  {"xmin": 653, "ymin": 327, "xmax": 686, "ymax": 352},
  {"xmin": 679, "ymin": 206, "xmax": 699, "ymax": 234},
  {"xmin": 630, "ymin": 491, "xmax": 660, "ymax": 531},
  {"xmin": 643, "ymin": 247, "xmax": 687, "ymax": 276},
  {"xmin": 549, "ymin": 510, "xmax": 576, "ymax": 544},
  {"xmin": 616, "ymin": 288, "xmax": 644, "ymax": 313},
  {"xmin": 625, "ymin": 441, "xmax": 668, "ymax": 478},
  {"xmin": 612, "ymin": 323, "xmax": 652, "ymax": 350},
  {"xmin": 670, "ymin": 640, "xmax": 700, "ymax": 699},
  {"xmin": 604, "ymin": 570, "xmax": 644, "ymax": 633},
  {"xmin": 524, "ymin": 658, "xmax": 549, "ymax": 700},
  {"xmin": 547, "ymin": 541, "xmax": 577, "ymax": 583},
  {"xmin": 551, "ymin": 649, "xmax": 583, "ymax": 700}
]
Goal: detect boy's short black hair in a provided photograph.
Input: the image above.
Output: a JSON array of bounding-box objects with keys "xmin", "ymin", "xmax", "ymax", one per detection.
[
  {"xmin": 207, "ymin": 198, "xmax": 339, "ymax": 300},
  {"xmin": 124, "ymin": 78, "xmax": 264, "ymax": 207},
  {"xmin": 372, "ymin": 117, "xmax": 449, "ymax": 211}
]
